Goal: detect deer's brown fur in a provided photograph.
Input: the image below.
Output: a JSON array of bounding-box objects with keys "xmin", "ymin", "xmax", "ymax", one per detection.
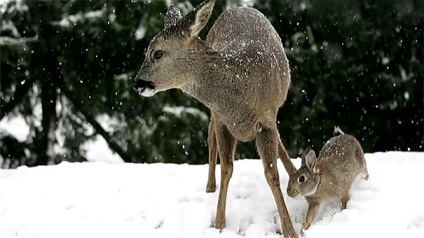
[{"xmin": 133, "ymin": 1, "xmax": 297, "ymax": 237}]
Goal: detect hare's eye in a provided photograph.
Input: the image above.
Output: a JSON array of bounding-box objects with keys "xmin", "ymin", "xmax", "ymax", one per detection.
[{"xmin": 298, "ymin": 175, "xmax": 306, "ymax": 183}]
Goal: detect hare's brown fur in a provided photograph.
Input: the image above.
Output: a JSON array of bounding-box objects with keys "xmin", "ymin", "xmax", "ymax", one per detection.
[{"xmin": 287, "ymin": 128, "xmax": 369, "ymax": 230}]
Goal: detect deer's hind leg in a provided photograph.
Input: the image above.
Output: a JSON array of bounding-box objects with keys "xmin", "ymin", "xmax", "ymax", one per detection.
[
  {"xmin": 214, "ymin": 122, "xmax": 237, "ymax": 229},
  {"xmin": 256, "ymin": 125, "xmax": 297, "ymax": 238},
  {"xmin": 206, "ymin": 112, "xmax": 218, "ymax": 193}
]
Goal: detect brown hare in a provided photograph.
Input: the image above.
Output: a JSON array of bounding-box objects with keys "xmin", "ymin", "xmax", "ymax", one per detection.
[{"xmin": 287, "ymin": 127, "xmax": 369, "ymax": 231}]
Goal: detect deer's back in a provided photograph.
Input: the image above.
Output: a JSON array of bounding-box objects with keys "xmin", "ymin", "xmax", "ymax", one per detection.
[{"xmin": 206, "ymin": 7, "xmax": 290, "ymax": 111}]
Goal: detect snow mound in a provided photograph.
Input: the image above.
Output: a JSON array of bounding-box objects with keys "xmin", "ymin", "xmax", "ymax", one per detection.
[{"xmin": 0, "ymin": 152, "xmax": 423, "ymax": 238}]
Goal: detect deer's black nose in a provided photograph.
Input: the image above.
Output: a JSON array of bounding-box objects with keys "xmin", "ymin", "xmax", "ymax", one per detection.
[
  {"xmin": 132, "ymin": 80, "xmax": 141, "ymax": 91},
  {"xmin": 133, "ymin": 79, "xmax": 155, "ymax": 91}
]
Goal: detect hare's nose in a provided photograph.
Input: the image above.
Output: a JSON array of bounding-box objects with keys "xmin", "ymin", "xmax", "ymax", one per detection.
[{"xmin": 287, "ymin": 188, "xmax": 296, "ymax": 197}]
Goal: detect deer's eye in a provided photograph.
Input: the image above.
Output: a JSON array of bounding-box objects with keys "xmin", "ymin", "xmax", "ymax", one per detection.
[
  {"xmin": 298, "ymin": 175, "xmax": 306, "ymax": 183},
  {"xmin": 151, "ymin": 50, "xmax": 164, "ymax": 61}
]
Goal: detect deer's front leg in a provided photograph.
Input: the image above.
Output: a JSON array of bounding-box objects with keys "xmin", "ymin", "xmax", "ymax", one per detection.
[
  {"xmin": 214, "ymin": 123, "xmax": 236, "ymax": 229},
  {"xmin": 206, "ymin": 112, "xmax": 218, "ymax": 193},
  {"xmin": 277, "ymin": 137, "xmax": 296, "ymax": 175},
  {"xmin": 256, "ymin": 126, "xmax": 297, "ymax": 238}
]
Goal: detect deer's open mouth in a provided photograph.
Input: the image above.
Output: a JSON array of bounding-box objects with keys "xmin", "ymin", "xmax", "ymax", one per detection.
[
  {"xmin": 133, "ymin": 80, "xmax": 156, "ymax": 97},
  {"xmin": 137, "ymin": 87, "xmax": 146, "ymax": 95}
]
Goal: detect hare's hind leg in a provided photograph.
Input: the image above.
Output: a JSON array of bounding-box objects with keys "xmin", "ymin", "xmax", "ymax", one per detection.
[
  {"xmin": 361, "ymin": 156, "xmax": 369, "ymax": 180},
  {"xmin": 362, "ymin": 166, "xmax": 369, "ymax": 180},
  {"xmin": 341, "ymin": 195, "xmax": 350, "ymax": 209},
  {"xmin": 357, "ymin": 148, "xmax": 369, "ymax": 180}
]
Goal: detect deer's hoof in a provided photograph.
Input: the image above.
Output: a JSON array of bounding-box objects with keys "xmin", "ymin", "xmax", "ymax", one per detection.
[
  {"xmin": 206, "ymin": 184, "xmax": 216, "ymax": 193},
  {"xmin": 215, "ymin": 220, "xmax": 225, "ymax": 230}
]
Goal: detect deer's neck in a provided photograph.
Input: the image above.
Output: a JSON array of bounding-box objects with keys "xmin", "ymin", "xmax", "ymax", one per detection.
[{"xmin": 181, "ymin": 51, "xmax": 253, "ymax": 119}]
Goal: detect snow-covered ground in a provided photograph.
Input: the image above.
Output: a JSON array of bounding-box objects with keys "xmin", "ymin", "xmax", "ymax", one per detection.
[
  {"xmin": 0, "ymin": 151, "xmax": 423, "ymax": 238},
  {"xmin": 0, "ymin": 115, "xmax": 123, "ymax": 164}
]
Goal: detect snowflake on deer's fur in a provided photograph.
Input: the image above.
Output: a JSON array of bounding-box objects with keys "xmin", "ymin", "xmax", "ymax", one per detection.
[
  {"xmin": 133, "ymin": 0, "xmax": 298, "ymax": 237},
  {"xmin": 164, "ymin": 5, "xmax": 181, "ymax": 28}
]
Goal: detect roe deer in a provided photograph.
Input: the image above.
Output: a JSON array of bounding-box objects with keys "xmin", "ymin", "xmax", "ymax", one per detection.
[
  {"xmin": 287, "ymin": 127, "xmax": 369, "ymax": 232},
  {"xmin": 205, "ymin": 112, "xmax": 295, "ymax": 194},
  {"xmin": 133, "ymin": 0, "xmax": 297, "ymax": 237}
]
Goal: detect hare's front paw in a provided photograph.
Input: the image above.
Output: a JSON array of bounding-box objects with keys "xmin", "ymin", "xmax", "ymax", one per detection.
[{"xmin": 301, "ymin": 222, "xmax": 311, "ymax": 230}]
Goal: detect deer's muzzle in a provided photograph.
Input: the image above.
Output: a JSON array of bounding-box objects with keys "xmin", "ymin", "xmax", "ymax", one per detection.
[
  {"xmin": 133, "ymin": 79, "xmax": 155, "ymax": 91},
  {"xmin": 133, "ymin": 79, "xmax": 156, "ymax": 97}
]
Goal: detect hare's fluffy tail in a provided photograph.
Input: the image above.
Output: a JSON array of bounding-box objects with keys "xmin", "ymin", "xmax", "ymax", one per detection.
[{"xmin": 333, "ymin": 126, "xmax": 344, "ymax": 136}]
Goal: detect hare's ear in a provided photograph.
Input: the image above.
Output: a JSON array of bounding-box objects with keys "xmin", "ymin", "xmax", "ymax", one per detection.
[
  {"xmin": 302, "ymin": 149, "xmax": 317, "ymax": 173},
  {"xmin": 164, "ymin": 4, "xmax": 182, "ymax": 28},
  {"xmin": 182, "ymin": 0, "xmax": 215, "ymax": 37}
]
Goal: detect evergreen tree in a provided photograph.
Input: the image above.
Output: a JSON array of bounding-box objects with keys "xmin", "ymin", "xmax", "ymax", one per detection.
[{"xmin": 1, "ymin": 0, "xmax": 422, "ymax": 168}]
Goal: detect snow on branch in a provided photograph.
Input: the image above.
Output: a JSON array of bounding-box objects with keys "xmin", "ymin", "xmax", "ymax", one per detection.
[
  {"xmin": 52, "ymin": 9, "xmax": 105, "ymax": 28},
  {"xmin": 0, "ymin": 35, "xmax": 38, "ymax": 46}
]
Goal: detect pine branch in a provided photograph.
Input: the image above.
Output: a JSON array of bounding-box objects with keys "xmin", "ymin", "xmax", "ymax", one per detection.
[
  {"xmin": 0, "ymin": 76, "xmax": 37, "ymax": 120},
  {"xmin": 0, "ymin": 36, "xmax": 38, "ymax": 46},
  {"xmin": 61, "ymin": 86, "xmax": 134, "ymax": 163}
]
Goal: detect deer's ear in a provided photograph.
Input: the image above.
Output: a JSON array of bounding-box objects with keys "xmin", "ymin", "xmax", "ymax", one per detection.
[
  {"xmin": 182, "ymin": 0, "xmax": 215, "ymax": 37},
  {"xmin": 164, "ymin": 4, "xmax": 182, "ymax": 28}
]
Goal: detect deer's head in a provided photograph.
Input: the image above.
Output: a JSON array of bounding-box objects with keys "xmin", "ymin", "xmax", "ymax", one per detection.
[{"xmin": 133, "ymin": 0, "xmax": 215, "ymax": 97}]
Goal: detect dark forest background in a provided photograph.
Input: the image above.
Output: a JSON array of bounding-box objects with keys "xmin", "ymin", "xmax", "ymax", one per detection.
[{"xmin": 1, "ymin": 0, "xmax": 423, "ymax": 168}]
